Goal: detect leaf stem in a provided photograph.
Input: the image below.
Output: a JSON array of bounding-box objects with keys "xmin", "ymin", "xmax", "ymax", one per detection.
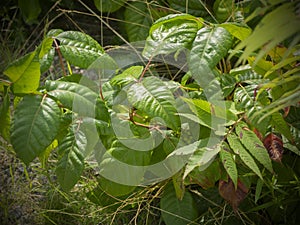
[
  {"xmin": 52, "ymin": 37, "xmax": 67, "ymax": 76},
  {"xmin": 139, "ymin": 57, "xmax": 153, "ymax": 82}
]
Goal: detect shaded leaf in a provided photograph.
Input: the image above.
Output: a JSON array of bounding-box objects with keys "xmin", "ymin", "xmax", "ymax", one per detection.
[
  {"xmin": 11, "ymin": 95, "xmax": 61, "ymax": 164},
  {"xmin": 0, "ymin": 86, "xmax": 10, "ymax": 140},
  {"xmin": 124, "ymin": 2, "xmax": 152, "ymax": 42},
  {"xmin": 213, "ymin": 0, "xmax": 235, "ymax": 23},
  {"xmin": 161, "ymin": 183, "xmax": 199, "ymax": 225},
  {"xmin": 18, "ymin": 0, "xmax": 41, "ymax": 24},
  {"xmin": 220, "ymin": 142, "xmax": 238, "ymax": 189},
  {"xmin": 94, "ymin": 0, "xmax": 127, "ymax": 13},
  {"xmin": 236, "ymin": 123, "xmax": 273, "ymax": 173},
  {"xmin": 56, "ymin": 126, "xmax": 85, "ymax": 191}
]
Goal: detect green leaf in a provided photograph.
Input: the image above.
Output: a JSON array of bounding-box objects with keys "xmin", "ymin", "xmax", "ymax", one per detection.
[
  {"xmin": 160, "ymin": 183, "xmax": 199, "ymax": 225},
  {"xmin": 189, "ymin": 26, "xmax": 233, "ymax": 87},
  {"xmin": 124, "ymin": 2, "xmax": 153, "ymax": 42},
  {"xmin": 111, "ymin": 66, "xmax": 143, "ymax": 86},
  {"xmin": 220, "ymin": 73, "xmax": 237, "ymax": 97},
  {"xmin": 184, "ymin": 139, "xmax": 221, "ymax": 179},
  {"xmin": 11, "ymin": 95, "xmax": 61, "ymax": 164},
  {"xmin": 4, "ymin": 51, "xmax": 40, "ymax": 94},
  {"xmin": 45, "ymin": 80, "xmax": 100, "ymax": 117},
  {"xmin": 167, "ymin": 0, "xmax": 210, "ymax": 18},
  {"xmin": 40, "ymin": 48, "xmax": 55, "ymax": 74},
  {"xmin": 18, "ymin": 0, "xmax": 41, "ymax": 24},
  {"xmin": 38, "ymin": 37, "xmax": 55, "ymax": 74},
  {"xmin": 235, "ymin": 2, "xmax": 300, "ymax": 63},
  {"xmin": 220, "ymin": 142, "xmax": 238, "ymax": 189},
  {"xmin": 255, "ymin": 178, "xmax": 263, "ymax": 203},
  {"xmin": 0, "ymin": 86, "xmax": 11, "ymax": 140},
  {"xmin": 143, "ymin": 14, "xmax": 202, "ymax": 58},
  {"xmin": 56, "ymin": 126, "xmax": 85, "ymax": 191},
  {"xmin": 213, "ymin": 0, "xmax": 235, "ymax": 23},
  {"xmin": 98, "ymin": 176, "xmax": 136, "ymax": 197},
  {"xmin": 107, "ymin": 140, "xmax": 152, "ymax": 167},
  {"xmin": 236, "ymin": 123, "xmax": 273, "ymax": 173},
  {"xmin": 182, "ymin": 98, "xmax": 237, "ymax": 132},
  {"xmin": 127, "ymin": 76, "xmax": 180, "ymax": 131},
  {"xmin": 227, "ymin": 133, "xmax": 263, "ymax": 179},
  {"xmin": 219, "ymin": 23, "xmax": 252, "ymax": 41},
  {"xmin": 94, "ymin": 0, "xmax": 127, "ymax": 13},
  {"xmin": 56, "ymin": 31, "xmax": 104, "ymax": 68},
  {"xmin": 271, "ymin": 112, "xmax": 293, "ymax": 142}
]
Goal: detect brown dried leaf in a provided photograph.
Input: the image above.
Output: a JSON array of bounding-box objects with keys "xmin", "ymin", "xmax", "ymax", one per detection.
[{"xmin": 219, "ymin": 178, "xmax": 249, "ymax": 212}]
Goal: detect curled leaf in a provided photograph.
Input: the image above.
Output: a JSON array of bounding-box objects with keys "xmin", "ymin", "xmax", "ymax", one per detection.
[{"xmin": 263, "ymin": 133, "xmax": 284, "ymax": 163}]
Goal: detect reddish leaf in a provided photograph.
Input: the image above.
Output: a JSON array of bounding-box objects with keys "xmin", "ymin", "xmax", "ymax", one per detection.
[
  {"xmin": 263, "ymin": 133, "xmax": 284, "ymax": 163},
  {"xmin": 219, "ymin": 178, "xmax": 248, "ymax": 212}
]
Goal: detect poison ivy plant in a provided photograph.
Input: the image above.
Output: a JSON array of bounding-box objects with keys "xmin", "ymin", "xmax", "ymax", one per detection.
[{"xmin": 1, "ymin": 1, "xmax": 300, "ymax": 224}]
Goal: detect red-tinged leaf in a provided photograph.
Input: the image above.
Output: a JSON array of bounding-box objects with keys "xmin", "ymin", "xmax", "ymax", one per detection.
[
  {"xmin": 219, "ymin": 178, "xmax": 249, "ymax": 212},
  {"xmin": 263, "ymin": 133, "xmax": 284, "ymax": 163}
]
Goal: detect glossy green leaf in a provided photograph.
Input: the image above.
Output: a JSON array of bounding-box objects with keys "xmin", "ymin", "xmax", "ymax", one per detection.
[
  {"xmin": 111, "ymin": 66, "xmax": 143, "ymax": 86},
  {"xmin": 127, "ymin": 76, "xmax": 180, "ymax": 131},
  {"xmin": 143, "ymin": 14, "xmax": 202, "ymax": 58},
  {"xmin": 4, "ymin": 51, "xmax": 40, "ymax": 94},
  {"xmin": 0, "ymin": 86, "xmax": 10, "ymax": 140},
  {"xmin": 11, "ymin": 95, "xmax": 61, "ymax": 164},
  {"xmin": 213, "ymin": 0, "xmax": 235, "ymax": 23},
  {"xmin": 220, "ymin": 73, "xmax": 236, "ymax": 97},
  {"xmin": 94, "ymin": 0, "xmax": 127, "ymax": 13},
  {"xmin": 189, "ymin": 26, "xmax": 233, "ymax": 87},
  {"xmin": 124, "ymin": 2, "xmax": 152, "ymax": 42},
  {"xmin": 56, "ymin": 126, "xmax": 85, "ymax": 191},
  {"xmin": 219, "ymin": 23, "xmax": 252, "ymax": 41},
  {"xmin": 220, "ymin": 142, "xmax": 238, "ymax": 189},
  {"xmin": 45, "ymin": 80, "xmax": 100, "ymax": 117},
  {"xmin": 56, "ymin": 31, "xmax": 104, "ymax": 68},
  {"xmin": 161, "ymin": 183, "xmax": 199, "ymax": 225},
  {"xmin": 227, "ymin": 133, "xmax": 263, "ymax": 179},
  {"xmin": 236, "ymin": 123, "xmax": 273, "ymax": 173}
]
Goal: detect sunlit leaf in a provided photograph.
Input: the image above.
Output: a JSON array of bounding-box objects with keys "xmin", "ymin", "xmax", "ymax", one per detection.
[
  {"xmin": 227, "ymin": 133, "xmax": 263, "ymax": 179},
  {"xmin": 4, "ymin": 51, "xmax": 40, "ymax": 94}
]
